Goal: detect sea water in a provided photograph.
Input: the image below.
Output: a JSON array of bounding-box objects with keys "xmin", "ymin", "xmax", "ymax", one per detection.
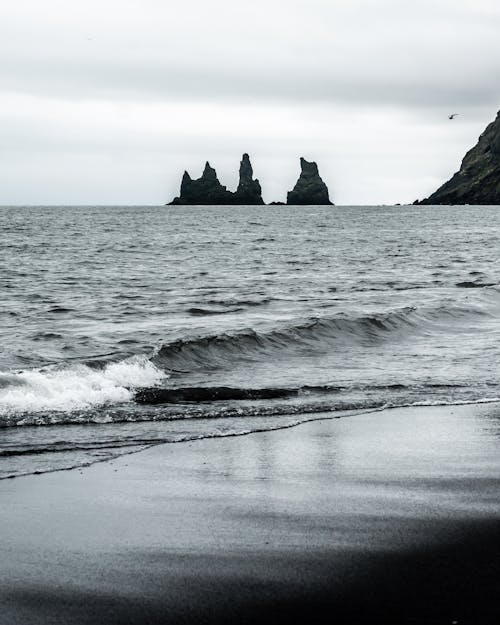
[{"xmin": 1, "ymin": 204, "xmax": 500, "ymax": 478}]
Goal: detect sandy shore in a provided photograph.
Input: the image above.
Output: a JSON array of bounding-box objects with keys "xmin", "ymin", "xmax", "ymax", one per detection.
[{"xmin": 1, "ymin": 403, "xmax": 500, "ymax": 624}]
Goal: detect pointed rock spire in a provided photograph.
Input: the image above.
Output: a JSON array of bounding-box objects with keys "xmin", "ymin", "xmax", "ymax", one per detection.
[
  {"xmin": 169, "ymin": 153, "xmax": 264, "ymax": 205},
  {"xmin": 234, "ymin": 154, "xmax": 264, "ymax": 205},
  {"xmin": 202, "ymin": 162, "xmax": 218, "ymax": 180},
  {"xmin": 239, "ymin": 153, "xmax": 254, "ymax": 183},
  {"xmin": 179, "ymin": 171, "xmax": 192, "ymax": 197},
  {"xmin": 169, "ymin": 162, "xmax": 232, "ymax": 205},
  {"xmin": 168, "ymin": 154, "xmax": 334, "ymax": 205},
  {"xmin": 287, "ymin": 158, "xmax": 333, "ymax": 205}
]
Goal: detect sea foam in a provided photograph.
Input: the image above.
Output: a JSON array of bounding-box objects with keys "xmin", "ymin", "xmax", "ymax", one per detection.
[{"xmin": 0, "ymin": 357, "xmax": 165, "ymax": 414}]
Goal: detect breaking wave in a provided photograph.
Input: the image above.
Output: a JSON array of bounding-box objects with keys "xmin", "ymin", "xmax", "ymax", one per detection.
[
  {"xmin": 0, "ymin": 357, "xmax": 165, "ymax": 416},
  {"xmin": 0, "ymin": 302, "xmax": 491, "ymax": 421}
]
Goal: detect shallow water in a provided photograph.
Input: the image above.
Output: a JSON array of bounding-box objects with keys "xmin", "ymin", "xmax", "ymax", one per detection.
[{"xmin": 1, "ymin": 204, "xmax": 500, "ymax": 477}]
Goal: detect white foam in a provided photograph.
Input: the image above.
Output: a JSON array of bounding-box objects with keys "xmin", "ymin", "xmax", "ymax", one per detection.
[{"xmin": 0, "ymin": 356, "xmax": 165, "ymax": 414}]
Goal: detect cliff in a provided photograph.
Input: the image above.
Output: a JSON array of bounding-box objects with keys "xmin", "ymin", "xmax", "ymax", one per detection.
[
  {"xmin": 169, "ymin": 154, "xmax": 264, "ymax": 205},
  {"xmin": 287, "ymin": 158, "xmax": 333, "ymax": 205},
  {"xmin": 417, "ymin": 110, "xmax": 500, "ymax": 205}
]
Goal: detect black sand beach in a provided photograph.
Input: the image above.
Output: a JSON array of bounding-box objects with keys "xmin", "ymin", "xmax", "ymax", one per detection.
[{"xmin": 1, "ymin": 403, "xmax": 500, "ymax": 624}]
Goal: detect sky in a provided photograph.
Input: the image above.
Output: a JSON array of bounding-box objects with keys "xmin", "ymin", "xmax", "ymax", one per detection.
[{"xmin": 1, "ymin": 0, "xmax": 499, "ymax": 205}]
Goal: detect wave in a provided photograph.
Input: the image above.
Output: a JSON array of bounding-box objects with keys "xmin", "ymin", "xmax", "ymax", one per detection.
[
  {"xmin": 1, "ymin": 395, "xmax": 387, "ymax": 428},
  {"xmin": 0, "ymin": 356, "xmax": 165, "ymax": 416},
  {"xmin": 153, "ymin": 304, "xmax": 490, "ymax": 373},
  {"xmin": 0, "ymin": 302, "xmax": 493, "ymax": 422},
  {"xmin": 135, "ymin": 385, "xmax": 298, "ymax": 404},
  {"xmin": 1, "ymin": 375, "xmax": 499, "ymax": 430},
  {"xmin": 187, "ymin": 306, "xmax": 244, "ymax": 316},
  {"xmin": 133, "ymin": 381, "xmax": 472, "ymax": 405},
  {"xmin": 0, "ymin": 439, "xmax": 149, "ymax": 457},
  {"xmin": 203, "ymin": 297, "xmax": 272, "ymax": 308},
  {"xmin": 456, "ymin": 281, "xmax": 496, "ymax": 289}
]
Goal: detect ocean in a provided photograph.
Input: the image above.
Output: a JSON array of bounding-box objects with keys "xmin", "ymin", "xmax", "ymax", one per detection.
[{"xmin": 1, "ymin": 204, "xmax": 500, "ymax": 479}]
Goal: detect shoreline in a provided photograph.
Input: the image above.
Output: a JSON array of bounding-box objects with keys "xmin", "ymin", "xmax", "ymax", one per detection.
[
  {"xmin": 4, "ymin": 396, "xmax": 500, "ymax": 482},
  {"xmin": 1, "ymin": 402, "xmax": 500, "ymax": 624}
]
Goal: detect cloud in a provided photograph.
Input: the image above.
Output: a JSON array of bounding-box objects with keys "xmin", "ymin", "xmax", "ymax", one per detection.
[{"xmin": 2, "ymin": 0, "xmax": 499, "ymax": 109}]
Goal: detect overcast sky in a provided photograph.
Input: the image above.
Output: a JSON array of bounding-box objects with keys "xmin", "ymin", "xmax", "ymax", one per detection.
[{"xmin": 1, "ymin": 0, "xmax": 499, "ymax": 205}]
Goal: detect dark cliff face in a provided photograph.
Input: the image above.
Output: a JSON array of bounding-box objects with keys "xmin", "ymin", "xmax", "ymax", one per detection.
[
  {"xmin": 417, "ymin": 110, "xmax": 500, "ymax": 205},
  {"xmin": 169, "ymin": 155, "xmax": 264, "ymax": 205},
  {"xmin": 287, "ymin": 158, "xmax": 333, "ymax": 205}
]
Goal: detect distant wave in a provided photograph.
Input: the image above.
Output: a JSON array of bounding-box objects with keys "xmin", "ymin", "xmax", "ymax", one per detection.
[
  {"xmin": 187, "ymin": 306, "xmax": 244, "ymax": 316},
  {"xmin": 203, "ymin": 297, "xmax": 272, "ymax": 308},
  {"xmin": 153, "ymin": 304, "xmax": 490, "ymax": 373},
  {"xmin": 456, "ymin": 281, "xmax": 496, "ymax": 289}
]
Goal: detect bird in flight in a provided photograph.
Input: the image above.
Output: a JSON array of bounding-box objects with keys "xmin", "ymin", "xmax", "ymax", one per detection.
[{"xmin": 448, "ymin": 113, "xmax": 459, "ymax": 120}]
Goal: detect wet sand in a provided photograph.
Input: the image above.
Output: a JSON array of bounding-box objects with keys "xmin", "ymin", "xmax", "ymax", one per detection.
[{"xmin": 1, "ymin": 403, "xmax": 500, "ymax": 624}]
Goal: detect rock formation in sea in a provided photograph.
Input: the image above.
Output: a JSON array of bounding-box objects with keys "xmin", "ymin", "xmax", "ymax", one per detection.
[
  {"xmin": 287, "ymin": 158, "xmax": 333, "ymax": 205},
  {"xmin": 169, "ymin": 154, "xmax": 264, "ymax": 205},
  {"xmin": 416, "ymin": 110, "xmax": 500, "ymax": 205},
  {"xmin": 233, "ymin": 153, "xmax": 265, "ymax": 205},
  {"xmin": 169, "ymin": 162, "xmax": 234, "ymax": 205}
]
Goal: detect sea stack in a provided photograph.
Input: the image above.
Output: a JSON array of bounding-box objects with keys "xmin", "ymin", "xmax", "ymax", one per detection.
[
  {"xmin": 287, "ymin": 158, "xmax": 333, "ymax": 205},
  {"xmin": 169, "ymin": 162, "xmax": 233, "ymax": 205},
  {"xmin": 233, "ymin": 153, "xmax": 264, "ymax": 205},
  {"xmin": 169, "ymin": 155, "xmax": 264, "ymax": 205},
  {"xmin": 417, "ymin": 110, "xmax": 500, "ymax": 205}
]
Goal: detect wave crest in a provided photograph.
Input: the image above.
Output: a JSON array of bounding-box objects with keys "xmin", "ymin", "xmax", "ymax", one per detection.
[
  {"xmin": 0, "ymin": 357, "xmax": 165, "ymax": 415},
  {"xmin": 153, "ymin": 304, "xmax": 488, "ymax": 373}
]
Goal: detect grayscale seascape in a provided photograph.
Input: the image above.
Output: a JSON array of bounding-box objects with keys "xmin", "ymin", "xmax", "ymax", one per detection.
[
  {"xmin": 2, "ymin": 204, "xmax": 500, "ymax": 479},
  {"xmin": 2, "ymin": 1, "xmax": 500, "ymax": 623}
]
